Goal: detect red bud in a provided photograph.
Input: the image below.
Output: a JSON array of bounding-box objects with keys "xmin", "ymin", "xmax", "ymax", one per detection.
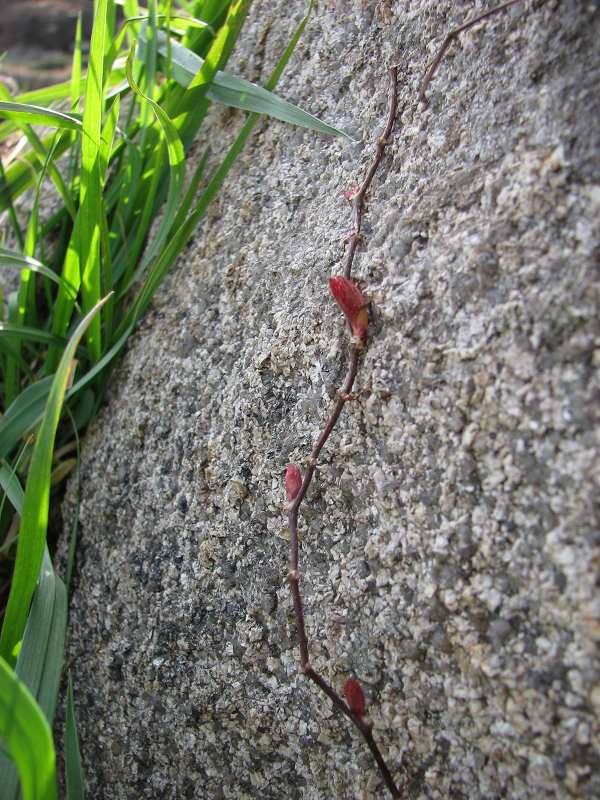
[
  {"xmin": 285, "ymin": 464, "xmax": 302, "ymax": 502},
  {"xmin": 342, "ymin": 184, "xmax": 359, "ymax": 202},
  {"xmin": 329, "ymin": 276, "xmax": 369, "ymax": 340},
  {"xmin": 343, "ymin": 677, "xmax": 366, "ymax": 717}
]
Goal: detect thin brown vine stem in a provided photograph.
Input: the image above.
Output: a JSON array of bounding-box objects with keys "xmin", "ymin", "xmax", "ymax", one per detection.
[
  {"xmin": 418, "ymin": 0, "xmax": 524, "ymax": 106},
  {"xmin": 285, "ymin": 67, "xmax": 401, "ymax": 799},
  {"xmin": 343, "ymin": 67, "xmax": 398, "ymax": 281}
]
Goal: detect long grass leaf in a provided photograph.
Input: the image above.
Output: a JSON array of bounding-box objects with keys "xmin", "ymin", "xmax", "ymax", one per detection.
[
  {"xmin": 0, "ymin": 656, "xmax": 57, "ymax": 800},
  {"xmin": 0, "ymin": 465, "xmax": 24, "ymax": 516},
  {"xmin": 71, "ymin": 321, "xmax": 133, "ymax": 394},
  {"xmin": 99, "ymin": 98, "xmax": 120, "ymax": 184},
  {"xmin": 0, "ymin": 377, "xmax": 53, "ymax": 461},
  {"xmin": 0, "ymin": 248, "xmax": 78, "ymax": 295},
  {"xmin": 139, "ymin": 0, "xmax": 158, "ymax": 143},
  {"xmin": 125, "ymin": 46, "xmax": 185, "ymax": 270},
  {"xmin": 109, "ymin": 140, "xmax": 143, "ymax": 245},
  {"xmin": 0, "ymin": 159, "xmax": 24, "ymax": 249},
  {"xmin": 0, "ymin": 84, "xmax": 78, "ymax": 221},
  {"xmin": 127, "ymin": 12, "xmax": 213, "ymax": 32},
  {"xmin": 0, "ymin": 294, "xmax": 112, "ymax": 664},
  {"xmin": 0, "ymin": 324, "xmax": 66, "ymax": 348},
  {"xmin": 70, "ymin": 14, "xmax": 83, "ymax": 114},
  {"xmin": 46, "ymin": 213, "xmax": 82, "ymax": 371},
  {"xmin": 1, "ymin": 461, "xmax": 67, "ymax": 729},
  {"xmin": 167, "ymin": 147, "xmax": 209, "ymax": 243},
  {"xmin": 0, "ymin": 102, "xmax": 82, "ymax": 132},
  {"xmin": 122, "ymin": 0, "xmax": 314, "ymax": 326},
  {"xmin": 65, "ymin": 673, "xmax": 85, "ymax": 800},
  {"xmin": 0, "ymin": 319, "xmax": 129, "ymax": 465},
  {"xmin": 0, "ymin": 340, "xmax": 35, "ymax": 386},
  {"xmin": 79, "ymin": 0, "xmax": 109, "ymax": 362},
  {"xmin": 0, "ymin": 134, "xmax": 72, "ymax": 214},
  {"xmin": 141, "ymin": 23, "xmax": 349, "ymax": 137},
  {"xmin": 31, "ymin": 560, "xmax": 67, "ymax": 725},
  {"xmin": 13, "ymin": 550, "xmax": 53, "ymax": 704},
  {"xmin": 64, "ymin": 410, "xmax": 81, "ymax": 594},
  {"xmin": 0, "ymin": 543, "xmax": 67, "ymax": 799},
  {"xmin": 175, "ymin": 0, "xmax": 249, "ymax": 137},
  {"xmin": 182, "ymin": 0, "xmax": 228, "ymax": 55}
]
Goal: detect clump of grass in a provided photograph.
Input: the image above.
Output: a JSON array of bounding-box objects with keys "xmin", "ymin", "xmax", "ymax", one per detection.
[{"xmin": 0, "ymin": 1, "xmax": 346, "ymax": 795}]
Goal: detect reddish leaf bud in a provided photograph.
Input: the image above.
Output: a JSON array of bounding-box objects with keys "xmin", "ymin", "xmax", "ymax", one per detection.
[
  {"xmin": 329, "ymin": 276, "xmax": 369, "ymax": 340},
  {"xmin": 285, "ymin": 464, "xmax": 302, "ymax": 502},
  {"xmin": 342, "ymin": 184, "xmax": 359, "ymax": 202},
  {"xmin": 343, "ymin": 677, "xmax": 366, "ymax": 717}
]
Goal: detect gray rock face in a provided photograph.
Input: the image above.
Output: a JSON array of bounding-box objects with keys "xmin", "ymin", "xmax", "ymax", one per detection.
[{"xmin": 63, "ymin": 1, "xmax": 600, "ymax": 798}]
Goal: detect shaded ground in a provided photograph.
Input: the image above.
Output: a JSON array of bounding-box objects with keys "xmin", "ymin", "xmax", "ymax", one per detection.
[{"xmin": 0, "ymin": 0, "xmax": 93, "ymax": 90}]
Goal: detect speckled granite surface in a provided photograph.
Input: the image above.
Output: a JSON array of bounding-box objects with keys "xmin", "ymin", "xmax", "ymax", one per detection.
[{"xmin": 62, "ymin": 1, "xmax": 600, "ymax": 797}]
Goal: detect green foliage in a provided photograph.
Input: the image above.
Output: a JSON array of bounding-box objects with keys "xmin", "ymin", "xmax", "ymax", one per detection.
[
  {"xmin": 0, "ymin": 655, "xmax": 57, "ymax": 800},
  {"xmin": 0, "ymin": 0, "xmax": 342, "ymax": 795}
]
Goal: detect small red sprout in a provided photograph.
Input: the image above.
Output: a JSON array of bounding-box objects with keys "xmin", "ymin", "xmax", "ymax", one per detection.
[
  {"xmin": 342, "ymin": 184, "xmax": 360, "ymax": 202},
  {"xmin": 329, "ymin": 276, "xmax": 369, "ymax": 340},
  {"xmin": 285, "ymin": 464, "xmax": 302, "ymax": 502},
  {"xmin": 343, "ymin": 677, "xmax": 366, "ymax": 718}
]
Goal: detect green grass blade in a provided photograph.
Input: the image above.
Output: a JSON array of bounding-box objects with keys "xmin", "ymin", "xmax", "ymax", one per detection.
[
  {"xmin": 139, "ymin": 0, "xmax": 158, "ymax": 142},
  {"xmin": 121, "ymin": 0, "xmax": 313, "ymax": 326},
  {"xmin": 79, "ymin": 0, "xmax": 109, "ymax": 362},
  {"xmin": 65, "ymin": 672, "xmax": 85, "ymax": 800},
  {"xmin": 1, "ymin": 450, "xmax": 68, "ymax": 733},
  {"xmin": 0, "ymin": 323, "xmax": 66, "ymax": 348},
  {"xmin": 29, "ymin": 558, "xmax": 67, "ymax": 725},
  {"xmin": 0, "ymin": 69, "xmax": 126, "ymax": 142},
  {"xmin": 117, "ymin": 139, "xmax": 163, "ymax": 286},
  {"xmin": 3, "ymin": 131, "xmax": 65, "ymax": 406},
  {"xmin": 0, "ymin": 377, "xmax": 54, "ymax": 461},
  {"xmin": 142, "ymin": 18, "xmax": 349, "ymax": 137},
  {"xmin": 70, "ymin": 14, "xmax": 83, "ymax": 114},
  {"xmin": 0, "ymin": 159, "xmax": 24, "ymax": 249},
  {"xmin": 109, "ymin": 140, "xmax": 143, "ymax": 244},
  {"xmin": 0, "ymin": 464, "xmax": 24, "ymax": 516},
  {"xmin": 14, "ymin": 548, "xmax": 53, "ymax": 703},
  {"xmin": 64, "ymin": 410, "xmax": 81, "ymax": 594},
  {"xmin": 0, "ymin": 340, "xmax": 36, "ymax": 385},
  {"xmin": 0, "ymin": 545, "xmax": 67, "ymax": 800},
  {"xmin": 99, "ymin": 97, "xmax": 120, "ymax": 184},
  {"xmin": 46, "ymin": 214, "xmax": 82, "ymax": 372},
  {"xmin": 0, "ymin": 102, "xmax": 82, "ymax": 132},
  {"xmin": 167, "ymin": 146, "xmax": 208, "ymax": 244},
  {"xmin": 0, "ymin": 84, "xmax": 78, "ymax": 222},
  {"xmin": 71, "ymin": 321, "xmax": 133, "ymax": 394},
  {"xmin": 167, "ymin": 0, "xmax": 250, "ymax": 146},
  {"xmin": 0, "ymin": 656, "xmax": 57, "ymax": 800},
  {"xmin": 0, "ymin": 294, "xmax": 112, "ymax": 664},
  {"xmin": 127, "ymin": 12, "xmax": 214, "ymax": 32},
  {"xmin": 0, "ymin": 134, "xmax": 73, "ymax": 214},
  {"xmin": 208, "ymin": 70, "xmax": 349, "ymax": 136},
  {"xmin": 125, "ymin": 46, "xmax": 185, "ymax": 271},
  {"xmin": 123, "ymin": 0, "xmax": 141, "ymax": 46},
  {"xmin": 0, "ymin": 247, "xmax": 78, "ymax": 295},
  {"xmin": 182, "ymin": 0, "xmax": 229, "ymax": 55},
  {"xmin": 0, "ymin": 319, "xmax": 128, "ymax": 465}
]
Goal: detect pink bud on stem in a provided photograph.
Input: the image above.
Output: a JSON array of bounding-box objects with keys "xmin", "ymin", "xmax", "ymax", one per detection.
[
  {"xmin": 342, "ymin": 184, "xmax": 360, "ymax": 202},
  {"xmin": 343, "ymin": 677, "xmax": 366, "ymax": 718},
  {"xmin": 285, "ymin": 464, "xmax": 302, "ymax": 502},
  {"xmin": 329, "ymin": 276, "xmax": 369, "ymax": 340}
]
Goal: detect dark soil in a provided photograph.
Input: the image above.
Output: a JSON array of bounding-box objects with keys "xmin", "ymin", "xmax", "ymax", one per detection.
[{"xmin": 0, "ymin": 0, "xmax": 93, "ymax": 90}]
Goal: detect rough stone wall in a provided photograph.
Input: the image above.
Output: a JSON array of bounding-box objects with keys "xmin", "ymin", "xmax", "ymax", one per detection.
[{"xmin": 63, "ymin": 1, "xmax": 600, "ymax": 798}]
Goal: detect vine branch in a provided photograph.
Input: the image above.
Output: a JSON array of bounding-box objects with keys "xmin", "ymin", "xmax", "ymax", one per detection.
[
  {"xmin": 419, "ymin": 0, "xmax": 524, "ymax": 105},
  {"xmin": 284, "ymin": 67, "xmax": 401, "ymax": 798}
]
